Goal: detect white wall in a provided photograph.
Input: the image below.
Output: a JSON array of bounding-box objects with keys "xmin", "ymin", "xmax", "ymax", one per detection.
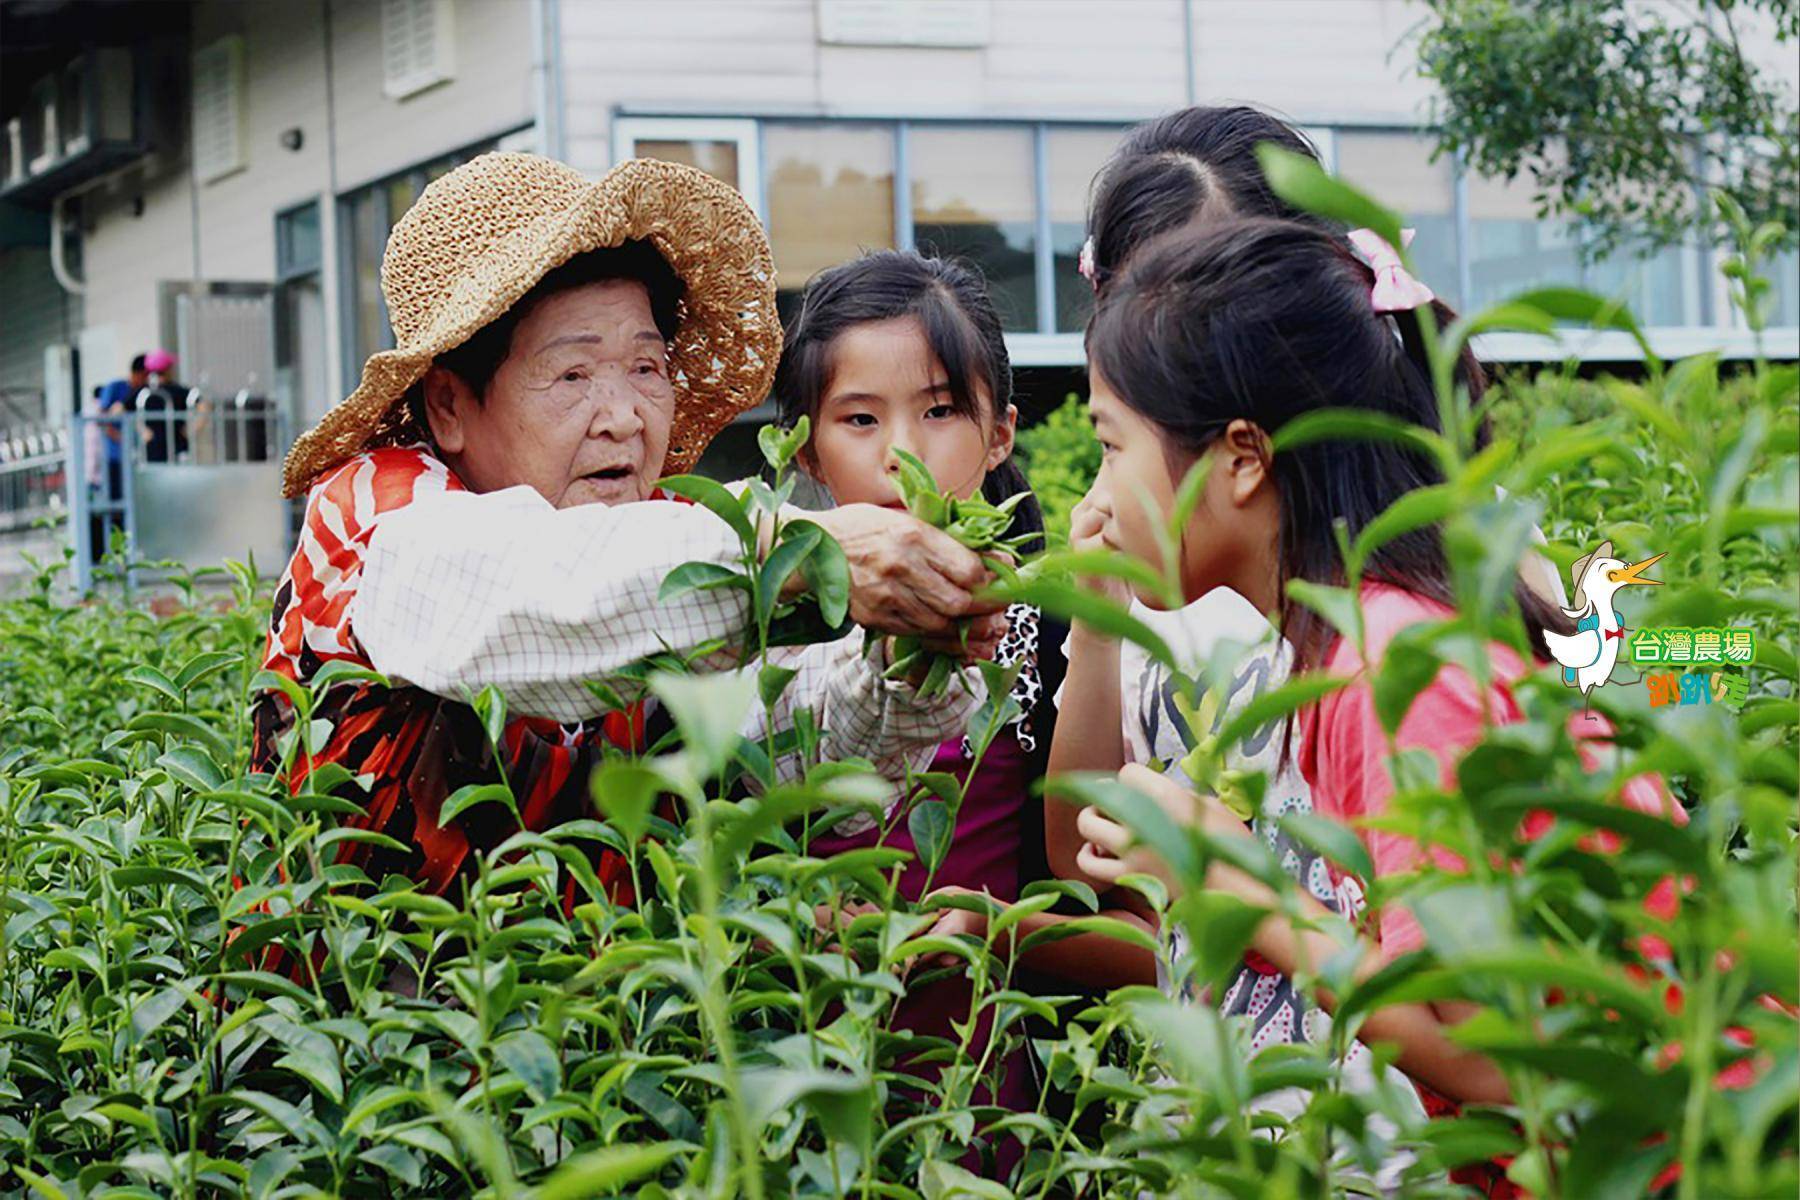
[
  {"xmin": 1188, "ymin": 0, "xmax": 1437, "ymax": 124},
  {"xmin": 327, "ymin": 0, "xmax": 535, "ymax": 192},
  {"xmin": 76, "ymin": 0, "xmax": 534, "ymax": 401},
  {"xmin": 558, "ymin": 0, "xmax": 1190, "ymax": 173}
]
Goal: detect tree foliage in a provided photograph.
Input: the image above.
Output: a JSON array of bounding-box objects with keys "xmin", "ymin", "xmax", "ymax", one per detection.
[{"xmin": 1416, "ymin": 0, "xmax": 1799, "ymax": 258}]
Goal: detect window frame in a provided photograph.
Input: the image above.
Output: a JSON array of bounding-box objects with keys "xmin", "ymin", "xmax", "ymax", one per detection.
[
  {"xmin": 612, "ymin": 117, "xmax": 764, "ymax": 222},
  {"xmin": 381, "ymin": 0, "xmax": 456, "ymax": 101},
  {"xmin": 191, "ymin": 35, "xmax": 246, "ymax": 185},
  {"xmin": 276, "ymin": 199, "xmax": 323, "ymax": 282},
  {"xmin": 596, "ymin": 110, "xmax": 1799, "ymax": 363},
  {"xmin": 332, "ymin": 132, "xmax": 519, "ymax": 391}
]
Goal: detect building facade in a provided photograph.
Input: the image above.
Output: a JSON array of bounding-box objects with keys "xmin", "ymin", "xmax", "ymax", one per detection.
[{"xmin": 2, "ymin": 0, "xmax": 1796, "ymax": 469}]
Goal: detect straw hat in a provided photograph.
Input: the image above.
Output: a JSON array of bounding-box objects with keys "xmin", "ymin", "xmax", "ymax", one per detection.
[{"xmin": 281, "ymin": 152, "xmax": 779, "ymax": 498}]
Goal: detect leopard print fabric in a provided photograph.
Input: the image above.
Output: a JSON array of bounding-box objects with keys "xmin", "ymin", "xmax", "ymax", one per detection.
[{"xmin": 961, "ymin": 602, "xmax": 1042, "ymax": 757}]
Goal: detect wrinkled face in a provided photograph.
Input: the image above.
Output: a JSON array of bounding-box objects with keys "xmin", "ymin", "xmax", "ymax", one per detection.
[
  {"xmin": 424, "ymin": 279, "xmax": 676, "ymax": 508},
  {"xmin": 805, "ymin": 317, "xmax": 1014, "ymax": 508}
]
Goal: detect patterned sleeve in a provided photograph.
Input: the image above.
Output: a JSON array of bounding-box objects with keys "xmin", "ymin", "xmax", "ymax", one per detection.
[
  {"xmin": 753, "ymin": 631, "xmax": 979, "ymax": 789},
  {"xmin": 265, "ymin": 447, "xmax": 465, "ymax": 680},
  {"xmin": 350, "ymin": 480, "xmax": 753, "ymax": 724}
]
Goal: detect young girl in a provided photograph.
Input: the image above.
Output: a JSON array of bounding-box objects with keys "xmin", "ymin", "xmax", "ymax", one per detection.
[
  {"xmin": 1068, "ymin": 217, "xmax": 1678, "ymax": 1194},
  {"xmin": 1051, "ymin": 105, "xmax": 1571, "ymax": 1134},
  {"xmin": 775, "ymin": 250, "xmax": 1158, "ymax": 1122},
  {"xmin": 1052, "ymin": 105, "xmax": 1423, "ymax": 1138}
]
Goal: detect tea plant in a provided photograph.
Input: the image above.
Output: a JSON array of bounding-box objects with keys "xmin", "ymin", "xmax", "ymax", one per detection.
[{"xmin": 0, "ymin": 165, "xmax": 1793, "ymax": 1200}]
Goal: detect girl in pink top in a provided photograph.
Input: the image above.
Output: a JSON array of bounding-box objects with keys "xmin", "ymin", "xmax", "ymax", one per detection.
[{"xmin": 1063, "ymin": 217, "xmax": 1681, "ymax": 1194}]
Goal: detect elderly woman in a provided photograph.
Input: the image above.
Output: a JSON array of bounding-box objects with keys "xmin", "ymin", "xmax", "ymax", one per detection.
[{"xmin": 255, "ymin": 153, "xmax": 999, "ymax": 895}]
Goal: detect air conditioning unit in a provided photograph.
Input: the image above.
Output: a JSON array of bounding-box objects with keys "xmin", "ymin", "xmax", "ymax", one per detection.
[{"xmin": 1, "ymin": 47, "xmax": 147, "ymax": 206}]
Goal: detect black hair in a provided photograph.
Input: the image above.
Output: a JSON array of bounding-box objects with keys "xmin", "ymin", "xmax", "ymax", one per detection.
[
  {"xmin": 774, "ymin": 249, "xmax": 1043, "ymax": 550},
  {"xmin": 129, "ymin": 354, "xmax": 148, "ymax": 374},
  {"xmin": 1087, "ymin": 105, "xmax": 1488, "ymax": 413},
  {"xmin": 423, "ymin": 240, "xmax": 684, "ymax": 404},
  {"xmin": 1087, "ymin": 218, "xmax": 1567, "ymax": 682}
]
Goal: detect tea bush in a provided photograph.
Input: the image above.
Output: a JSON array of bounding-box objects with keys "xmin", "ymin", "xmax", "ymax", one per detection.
[
  {"xmin": 0, "ymin": 173, "xmax": 1794, "ymax": 1200},
  {"xmin": 1016, "ymin": 395, "xmax": 1099, "ymax": 545}
]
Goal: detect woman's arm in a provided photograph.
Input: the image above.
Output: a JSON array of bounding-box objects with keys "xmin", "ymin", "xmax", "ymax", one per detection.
[
  {"xmin": 354, "ymin": 485, "xmax": 753, "ymax": 723},
  {"xmin": 755, "ymin": 632, "xmax": 981, "ymax": 786},
  {"xmin": 354, "ymin": 487, "xmax": 1002, "ymax": 725}
]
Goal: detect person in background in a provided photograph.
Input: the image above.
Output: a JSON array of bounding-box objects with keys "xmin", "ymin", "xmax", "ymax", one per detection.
[
  {"xmin": 137, "ymin": 349, "xmax": 190, "ymax": 463},
  {"xmin": 87, "ymin": 353, "xmax": 148, "ymax": 557}
]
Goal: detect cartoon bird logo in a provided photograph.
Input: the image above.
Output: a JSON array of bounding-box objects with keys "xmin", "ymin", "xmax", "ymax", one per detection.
[{"xmin": 1543, "ymin": 540, "xmax": 1664, "ymax": 715}]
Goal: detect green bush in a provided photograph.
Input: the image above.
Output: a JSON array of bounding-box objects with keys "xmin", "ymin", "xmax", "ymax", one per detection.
[
  {"xmin": 0, "ymin": 174, "xmax": 1793, "ymax": 1199},
  {"xmin": 1017, "ymin": 393, "xmax": 1100, "ymax": 544}
]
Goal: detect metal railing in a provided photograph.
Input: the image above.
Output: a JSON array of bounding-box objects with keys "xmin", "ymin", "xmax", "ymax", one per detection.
[
  {"xmin": 55, "ymin": 397, "xmax": 293, "ymax": 592},
  {"xmin": 0, "ymin": 425, "xmax": 69, "ymax": 536}
]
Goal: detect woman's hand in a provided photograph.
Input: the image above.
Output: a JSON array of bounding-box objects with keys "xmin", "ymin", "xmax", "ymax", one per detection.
[
  {"xmin": 913, "ymin": 611, "xmax": 1007, "ymax": 666},
  {"xmin": 801, "ymin": 504, "xmax": 1003, "ymax": 637}
]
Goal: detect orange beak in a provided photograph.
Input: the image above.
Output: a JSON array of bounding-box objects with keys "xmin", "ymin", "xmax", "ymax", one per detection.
[{"xmin": 1607, "ymin": 553, "xmax": 1665, "ymax": 587}]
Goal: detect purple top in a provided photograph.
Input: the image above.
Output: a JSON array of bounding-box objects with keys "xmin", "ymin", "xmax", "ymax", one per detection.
[{"xmin": 809, "ymin": 727, "xmax": 1037, "ymax": 1115}]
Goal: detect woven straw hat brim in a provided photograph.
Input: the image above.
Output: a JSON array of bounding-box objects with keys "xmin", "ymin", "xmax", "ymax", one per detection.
[{"xmin": 281, "ymin": 156, "xmax": 779, "ymax": 498}]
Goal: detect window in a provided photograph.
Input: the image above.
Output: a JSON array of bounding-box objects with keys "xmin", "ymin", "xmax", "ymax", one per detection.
[
  {"xmin": 1584, "ymin": 241, "xmax": 1696, "ymax": 327},
  {"xmin": 191, "ymin": 36, "xmax": 245, "ymax": 183},
  {"xmin": 1335, "ymin": 129, "xmax": 1461, "ymax": 308},
  {"xmin": 381, "ymin": 0, "xmax": 454, "ymax": 100},
  {"xmin": 276, "ymin": 201, "xmax": 327, "ymax": 423},
  {"xmin": 337, "ymin": 139, "xmax": 501, "ymax": 383},
  {"xmin": 909, "ymin": 126, "xmax": 1039, "ymax": 332},
  {"xmin": 1046, "ymin": 127, "xmax": 1123, "ymax": 332},
  {"xmin": 765, "ymin": 123, "xmax": 896, "ymax": 318},
  {"xmin": 1465, "ymin": 168, "xmax": 1582, "ymax": 313},
  {"xmin": 276, "ymin": 201, "xmax": 321, "ymax": 279},
  {"xmin": 614, "ymin": 118, "xmax": 762, "ymax": 218}
]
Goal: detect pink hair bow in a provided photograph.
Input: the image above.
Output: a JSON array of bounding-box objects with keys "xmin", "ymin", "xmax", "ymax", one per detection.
[
  {"xmin": 1348, "ymin": 228, "xmax": 1434, "ymax": 313},
  {"xmin": 1077, "ymin": 236, "xmax": 1098, "ymax": 289}
]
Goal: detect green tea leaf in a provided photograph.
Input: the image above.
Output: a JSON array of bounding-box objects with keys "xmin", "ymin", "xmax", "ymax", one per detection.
[{"xmin": 656, "ymin": 473, "xmax": 756, "ymax": 544}]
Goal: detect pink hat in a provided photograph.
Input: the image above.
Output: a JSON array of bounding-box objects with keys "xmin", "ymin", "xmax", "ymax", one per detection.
[{"xmin": 143, "ymin": 349, "xmax": 176, "ymax": 373}]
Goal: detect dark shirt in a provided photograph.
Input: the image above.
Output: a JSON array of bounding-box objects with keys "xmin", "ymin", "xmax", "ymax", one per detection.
[{"xmin": 139, "ymin": 383, "xmax": 190, "ymax": 463}]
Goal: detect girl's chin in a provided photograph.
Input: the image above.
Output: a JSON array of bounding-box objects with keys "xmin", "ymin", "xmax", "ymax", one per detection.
[{"xmin": 1131, "ymin": 586, "xmax": 1174, "ymax": 611}]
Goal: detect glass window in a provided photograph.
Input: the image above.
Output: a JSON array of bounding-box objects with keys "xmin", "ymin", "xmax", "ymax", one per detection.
[
  {"xmin": 908, "ymin": 125, "xmax": 1038, "ymax": 332},
  {"xmin": 1047, "ymin": 127, "xmax": 1124, "ymax": 332},
  {"xmin": 1765, "ymin": 249, "xmax": 1798, "ymax": 328},
  {"xmin": 277, "ymin": 202, "xmax": 321, "ymax": 279},
  {"xmin": 1465, "ymin": 168, "xmax": 1582, "ymax": 312},
  {"xmin": 765, "ymin": 123, "xmax": 896, "ymax": 319},
  {"xmin": 346, "ymin": 187, "xmax": 392, "ymax": 368},
  {"xmin": 1335, "ymin": 130, "xmax": 1461, "ymax": 308},
  {"xmin": 338, "ymin": 140, "xmax": 498, "ymax": 375},
  {"xmin": 634, "ymin": 139, "xmax": 741, "ymax": 189},
  {"xmin": 1584, "ymin": 240, "xmax": 1694, "ymax": 326}
]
